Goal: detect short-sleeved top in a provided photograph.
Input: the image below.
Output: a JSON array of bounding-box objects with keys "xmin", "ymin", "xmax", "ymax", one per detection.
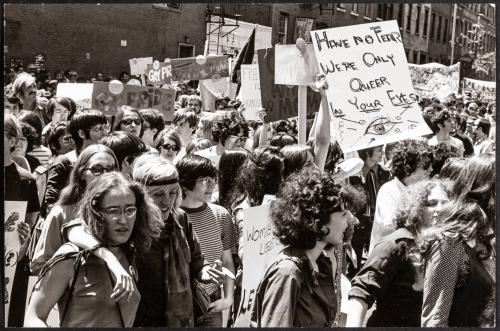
[
  {"xmin": 349, "ymin": 228, "xmax": 422, "ymax": 327},
  {"xmin": 250, "ymin": 247, "xmax": 337, "ymax": 327},
  {"xmin": 180, "ymin": 202, "xmax": 237, "ymax": 295},
  {"xmin": 5, "ymin": 162, "xmax": 40, "ymax": 214}
]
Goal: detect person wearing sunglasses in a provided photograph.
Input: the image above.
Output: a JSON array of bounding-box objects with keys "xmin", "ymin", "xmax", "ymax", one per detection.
[
  {"xmin": 368, "ymin": 139, "xmax": 434, "ymax": 254},
  {"xmin": 157, "ymin": 129, "xmax": 182, "ymax": 163},
  {"xmin": 25, "ymin": 172, "xmax": 160, "ymax": 327},
  {"xmin": 112, "ymin": 105, "xmax": 143, "ymax": 138},
  {"xmin": 31, "ymin": 144, "xmax": 119, "ymax": 275}
]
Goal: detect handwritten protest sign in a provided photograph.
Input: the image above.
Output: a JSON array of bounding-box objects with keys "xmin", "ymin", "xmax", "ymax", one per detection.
[
  {"xmin": 146, "ymin": 60, "xmax": 172, "ymax": 85},
  {"xmin": 240, "ymin": 64, "xmax": 261, "ymax": 121},
  {"xmin": 258, "ymin": 48, "xmax": 322, "ymax": 123},
  {"xmin": 234, "ymin": 204, "xmax": 283, "ymax": 327},
  {"xmin": 56, "ymin": 83, "xmax": 93, "ymax": 111},
  {"xmin": 92, "ymin": 81, "xmax": 175, "ymax": 120},
  {"xmin": 408, "ymin": 62, "xmax": 460, "ymax": 99},
  {"xmin": 310, "ymin": 20, "xmax": 432, "ymax": 152},
  {"xmin": 129, "ymin": 57, "xmax": 153, "ymax": 76},
  {"xmin": 275, "ymin": 44, "xmax": 320, "ymax": 86},
  {"xmin": 463, "ymin": 77, "xmax": 496, "ymax": 100},
  {"xmin": 4, "ymin": 201, "xmax": 27, "ymax": 325},
  {"xmin": 171, "ymin": 55, "xmax": 229, "ymax": 82}
]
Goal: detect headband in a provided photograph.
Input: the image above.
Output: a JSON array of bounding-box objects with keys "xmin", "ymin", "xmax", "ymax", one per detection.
[{"xmin": 146, "ymin": 177, "xmax": 179, "ymax": 186}]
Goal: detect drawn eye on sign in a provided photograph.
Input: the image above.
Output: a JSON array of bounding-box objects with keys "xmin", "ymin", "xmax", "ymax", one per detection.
[
  {"xmin": 4, "ymin": 250, "xmax": 18, "ymax": 267},
  {"xmin": 4, "ymin": 212, "xmax": 19, "ymax": 232},
  {"xmin": 364, "ymin": 116, "xmax": 402, "ymax": 136}
]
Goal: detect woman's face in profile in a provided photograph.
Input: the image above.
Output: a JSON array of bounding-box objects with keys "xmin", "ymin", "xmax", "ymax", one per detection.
[{"xmin": 420, "ymin": 185, "xmax": 449, "ymax": 226}]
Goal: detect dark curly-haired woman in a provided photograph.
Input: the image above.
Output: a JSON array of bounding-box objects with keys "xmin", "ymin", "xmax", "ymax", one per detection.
[{"xmin": 249, "ymin": 169, "xmax": 362, "ymax": 327}]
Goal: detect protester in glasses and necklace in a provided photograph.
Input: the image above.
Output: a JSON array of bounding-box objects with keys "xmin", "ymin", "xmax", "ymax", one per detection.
[
  {"xmin": 157, "ymin": 129, "xmax": 182, "ymax": 163},
  {"xmin": 25, "ymin": 172, "xmax": 160, "ymax": 327},
  {"xmin": 31, "ymin": 144, "xmax": 119, "ymax": 275}
]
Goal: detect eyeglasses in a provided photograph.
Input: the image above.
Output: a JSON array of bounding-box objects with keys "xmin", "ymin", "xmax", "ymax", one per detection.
[
  {"xmin": 161, "ymin": 143, "xmax": 180, "ymax": 152},
  {"xmin": 121, "ymin": 118, "xmax": 142, "ymax": 126},
  {"xmin": 84, "ymin": 164, "xmax": 115, "ymax": 176},
  {"xmin": 91, "ymin": 124, "xmax": 110, "ymax": 133},
  {"xmin": 101, "ymin": 206, "xmax": 137, "ymax": 219},
  {"xmin": 62, "ymin": 135, "xmax": 73, "ymax": 143}
]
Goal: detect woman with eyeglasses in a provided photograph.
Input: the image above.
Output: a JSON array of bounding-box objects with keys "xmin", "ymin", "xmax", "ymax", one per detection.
[
  {"xmin": 31, "ymin": 144, "xmax": 119, "ymax": 275},
  {"xmin": 249, "ymin": 169, "xmax": 361, "ymax": 327},
  {"xmin": 112, "ymin": 105, "xmax": 143, "ymax": 138},
  {"xmin": 157, "ymin": 129, "xmax": 182, "ymax": 163},
  {"xmin": 25, "ymin": 172, "xmax": 161, "ymax": 327}
]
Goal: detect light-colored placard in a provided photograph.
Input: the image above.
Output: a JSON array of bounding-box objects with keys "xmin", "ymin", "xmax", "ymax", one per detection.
[
  {"xmin": 56, "ymin": 83, "xmax": 93, "ymax": 111},
  {"xmin": 171, "ymin": 55, "xmax": 229, "ymax": 82},
  {"xmin": 234, "ymin": 204, "xmax": 283, "ymax": 327},
  {"xmin": 240, "ymin": 64, "xmax": 261, "ymax": 121},
  {"xmin": 408, "ymin": 62, "xmax": 460, "ymax": 99},
  {"xmin": 463, "ymin": 77, "xmax": 496, "ymax": 100},
  {"xmin": 310, "ymin": 20, "xmax": 432, "ymax": 152},
  {"xmin": 4, "ymin": 201, "xmax": 27, "ymax": 325},
  {"xmin": 275, "ymin": 44, "xmax": 320, "ymax": 86},
  {"xmin": 129, "ymin": 57, "xmax": 153, "ymax": 76},
  {"xmin": 92, "ymin": 81, "xmax": 175, "ymax": 120},
  {"xmin": 199, "ymin": 77, "xmax": 238, "ymax": 111}
]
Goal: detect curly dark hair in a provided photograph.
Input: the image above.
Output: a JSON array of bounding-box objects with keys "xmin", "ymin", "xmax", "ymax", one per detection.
[
  {"xmin": 391, "ymin": 139, "xmax": 433, "ymax": 181},
  {"xmin": 271, "ymin": 169, "xmax": 365, "ymax": 250},
  {"xmin": 430, "ymin": 109, "xmax": 452, "ymax": 133},
  {"xmin": 269, "ymin": 131, "xmax": 297, "ymax": 149},
  {"xmin": 211, "ymin": 111, "xmax": 249, "ymax": 144},
  {"xmin": 429, "ymin": 142, "xmax": 460, "ymax": 178}
]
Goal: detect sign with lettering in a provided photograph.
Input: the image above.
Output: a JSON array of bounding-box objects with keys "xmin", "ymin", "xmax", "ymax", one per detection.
[
  {"xmin": 310, "ymin": 20, "xmax": 432, "ymax": 152},
  {"xmin": 171, "ymin": 55, "xmax": 229, "ymax": 82},
  {"xmin": 92, "ymin": 81, "xmax": 175, "ymax": 120},
  {"xmin": 408, "ymin": 62, "xmax": 460, "ymax": 99},
  {"xmin": 129, "ymin": 57, "xmax": 153, "ymax": 76},
  {"xmin": 234, "ymin": 204, "xmax": 283, "ymax": 327},
  {"xmin": 463, "ymin": 77, "xmax": 496, "ymax": 101},
  {"xmin": 146, "ymin": 60, "xmax": 172, "ymax": 85},
  {"xmin": 56, "ymin": 83, "xmax": 93, "ymax": 111},
  {"xmin": 275, "ymin": 44, "xmax": 320, "ymax": 86},
  {"xmin": 4, "ymin": 201, "xmax": 27, "ymax": 325},
  {"xmin": 239, "ymin": 64, "xmax": 261, "ymax": 121},
  {"xmin": 258, "ymin": 48, "xmax": 322, "ymax": 123}
]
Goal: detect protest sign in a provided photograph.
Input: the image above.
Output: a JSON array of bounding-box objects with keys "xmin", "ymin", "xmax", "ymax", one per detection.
[
  {"xmin": 408, "ymin": 62, "xmax": 460, "ymax": 99},
  {"xmin": 234, "ymin": 204, "xmax": 283, "ymax": 327},
  {"xmin": 295, "ymin": 18, "xmax": 314, "ymax": 42},
  {"xmin": 239, "ymin": 64, "xmax": 261, "ymax": 121},
  {"xmin": 4, "ymin": 201, "xmax": 27, "ymax": 325},
  {"xmin": 146, "ymin": 60, "xmax": 172, "ymax": 85},
  {"xmin": 258, "ymin": 48, "xmax": 322, "ymax": 123},
  {"xmin": 275, "ymin": 44, "xmax": 320, "ymax": 86},
  {"xmin": 199, "ymin": 77, "xmax": 238, "ymax": 111},
  {"xmin": 463, "ymin": 77, "xmax": 496, "ymax": 100},
  {"xmin": 310, "ymin": 20, "xmax": 432, "ymax": 152},
  {"xmin": 56, "ymin": 83, "xmax": 93, "ymax": 111},
  {"xmin": 92, "ymin": 81, "xmax": 175, "ymax": 120},
  {"xmin": 171, "ymin": 55, "xmax": 229, "ymax": 82},
  {"xmin": 129, "ymin": 57, "xmax": 153, "ymax": 76}
]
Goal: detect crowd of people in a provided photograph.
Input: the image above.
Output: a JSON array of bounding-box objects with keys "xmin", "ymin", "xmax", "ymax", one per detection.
[{"xmin": 3, "ymin": 64, "xmax": 496, "ymax": 328}]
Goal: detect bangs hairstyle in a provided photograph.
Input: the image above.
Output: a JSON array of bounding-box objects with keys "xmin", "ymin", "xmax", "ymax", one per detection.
[
  {"xmin": 47, "ymin": 96, "xmax": 77, "ymax": 120},
  {"xmin": 271, "ymin": 169, "xmax": 363, "ymax": 250},
  {"xmin": 172, "ymin": 108, "xmax": 199, "ymax": 128},
  {"xmin": 99, "ymin": 131, "xmax": 148, "ymax": 170},
  {"xmin": 58, "ymin": 144, "xmax": 119, "ymax": 206},
  {"xmin": 281, "ymin": 144, "xmax": 315, "ymax": 179},
  {"xmin": 68, "ymin": 109, "xmax": 108, "ymax": 151},
  {"xmin": 79, "ymin": 172, "xmax": 161, "ymax": 254},
  {"xmin": 112, "ymin": 105, "xmax": 144, "ymax": 137},
  {"xmin": 13, "ymin": 73, "xmax": 36, "ymax": 96},
  {"xmin": 47, "ymin": 122, "xmax": 69, "ymax": 155},
  {"xmin": 132, "ymin": 153, "xmax": 182, "ymax": 210},
  {"xmin": 138, "ymin": 108, "xmax": 165, "ymax": 140},
  {"xmin": 393, "ymin": 179, "xmax": 452, "ymax": 233},
  {"xmin": 176, "ymin": 154, "xmax": 217, "ymax": 193},
  {"xmin": 157, "ymin": 128, "xmax": 182, "ymax": 150}
]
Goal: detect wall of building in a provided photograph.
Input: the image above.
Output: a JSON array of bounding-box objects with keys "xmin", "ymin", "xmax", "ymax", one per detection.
[{"xmin": 4, "ymin": 3, "xmax": 207, "ymax": 79}]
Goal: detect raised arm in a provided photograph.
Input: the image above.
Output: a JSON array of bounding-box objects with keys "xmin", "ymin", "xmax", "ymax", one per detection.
[{"xmin": 313, "ymin": 75, "xmax": 331, "ymax": 171}]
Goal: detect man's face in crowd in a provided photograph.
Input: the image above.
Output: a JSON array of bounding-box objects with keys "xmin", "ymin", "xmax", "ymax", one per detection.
[
  {"xmin": 22, "ymin": 82, "xmax": 37, "ymax": 103},
  {"xmin": 175, "ymin": 120, "xmax": 194, "ymax": 141},
  {"xmin": 68, "ymin": 71, "xmax": 78, "ymax": 82},
  {"xmin": 122, "ymin": 73, "xmax": 129, "ymax": 83},
  {"xmin": 187, "ymin": 100, "xmax": 201, "ymax": 113},
  {"xmin": 440, "ymin": 117, "xmax": 455, "ymax": 133},
  {"xmin": 368, "ymin": 146, "xmax": 384, "ymax": 164},
  {"xmin": 84, "ymin": 122, "xmax": 109, "ymax": 144},
  {"xmin": 27, "ymin": 65, "xmax": 37, "ymax": 77},
  {"xmin": 141, "ymin": 120, "xmax": 157, "ymax": 147},
  {"xmin": 472, "ymin": 122, "xmax": 484, "ymax": 141}
]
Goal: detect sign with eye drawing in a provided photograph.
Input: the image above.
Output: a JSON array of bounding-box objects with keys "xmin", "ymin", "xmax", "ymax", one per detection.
[
  {"xmin": 4, "ymin": 201, "xmax": 27, "ymax": 325},
  {"xmin": 311, "ymin": 20, "xmax": 432, "ymax": 152}
]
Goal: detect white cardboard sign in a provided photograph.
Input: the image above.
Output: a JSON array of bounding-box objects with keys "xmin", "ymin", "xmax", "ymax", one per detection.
[
  {"xmin": 275, "ymin": 44, "xmax": 320, "ymax": 86},
  {"xmin": 240, "ymin": 64, "xmax": 261, "ymax": 121},
  {"xmin": 56, "ymin": 83, "xmax": 93, "ymax": 111},
  {"xmin": 310, "ymin": 20, "xmax": 432, "ymax": 152}
]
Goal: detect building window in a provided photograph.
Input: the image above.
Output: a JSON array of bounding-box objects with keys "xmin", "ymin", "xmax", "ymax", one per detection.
[
  {"xmin": 423, "ymin": 8, "xmax": 429, "ymax": 37},
  {"xmin": 397, "ymin": 4, "xmax": 404, "ymax": 28},
  {"xmin": 364, "ymin": 4, "xmax": 372, "ymax": 18},
  {"xmin": 387, "ymin": 4, "xmax": 394, "ymax": 20},
  {"xmin": 443, "ymin": 18, "xmax": 448, "ymax": 43},
  {"xmin": 278, "ymin": 12, "xmax": 288, "ymax": 44},
  {"xmin": 415, "ymin": 6, "xmax": 421, "ymax": 35},
  {"xmin": 178, "ymin": 43, "xmax": 194, "ymax": 58},
  {"xmin": 413, "ymin": 50, "xmax": 419, "ymax": 64},
  {"xmin": 428, "ymin": 56, "xmax": 432, "ymax": 62},
  {"xmin": 153, "ymin": 3, "xmax": 182, "ymax": 12},
  {"xmin": 376, "ymin": 4, "xmax": 384, "ymax": 19},
  {"xmin": 420, "ymin": 53, "xmax": 426, "ymax": 64},
  {"xmin": 406, "ymin": 4, "xmax": 412, "ymax": 31},
  {"xmin": 351, "ymin": 4, "xmax": 358, "ymax": 14},
  {"xmin": 436, "ymin": 16, "xmax": 442, "ymax": 42},
  {"xmin": 430, "ymin": 13, "xmax": 436, "ymax": 40}
]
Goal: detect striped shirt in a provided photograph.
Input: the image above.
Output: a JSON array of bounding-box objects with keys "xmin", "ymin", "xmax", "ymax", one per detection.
[
  {"xmin": 28, "ymin": 145, "xmax": 52, "ymax": 166},
  {"xmin": 181, "ymin": 202, "xmax": 237, "ymax": 295}
]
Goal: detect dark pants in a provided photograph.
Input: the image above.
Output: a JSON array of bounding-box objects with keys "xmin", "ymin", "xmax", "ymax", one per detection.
[
  {"xmin": 195, "ymin": 288, "xmax": 223, "ymax": 327},
  {"xmin": 8, "ymin": 256, "xmax": 30, "ymax": 327},
  {"xmin": 349, "ymin": 215, "xmax": 373, "ymax": 277}
]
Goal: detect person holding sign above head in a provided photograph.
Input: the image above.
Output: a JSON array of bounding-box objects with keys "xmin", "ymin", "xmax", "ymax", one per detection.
[
  {"xmin": 25, "ymin": 172, "xmax": 157, "ymax": 327},
  {"xmin": 250, "ymin": 169, "xmax": 363, "ymax": 327}
]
